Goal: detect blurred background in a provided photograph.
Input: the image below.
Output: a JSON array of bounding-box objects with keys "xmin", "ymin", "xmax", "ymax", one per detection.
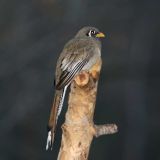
[{"xmin": 0, "ymin": 0, "xmax": 160, "ymax": 160}]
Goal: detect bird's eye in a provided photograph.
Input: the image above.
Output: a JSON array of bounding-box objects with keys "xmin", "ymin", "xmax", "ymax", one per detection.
[
  {"xmin": 87, "ymin": 30, "xmax": 96, "ymax": 37},
  {"xmin": 91, "ymin": 30, "xmax": 95, "ymax": 34}
]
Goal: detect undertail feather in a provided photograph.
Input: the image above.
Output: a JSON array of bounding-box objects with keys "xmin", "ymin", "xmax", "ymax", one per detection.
[
  {"xmin": 46, "ymin": 86, "xmax": 67, "ymax": 150},
  {"xmin": 57, "ymin": 86, "xmax": 67, "ymax": 120}
]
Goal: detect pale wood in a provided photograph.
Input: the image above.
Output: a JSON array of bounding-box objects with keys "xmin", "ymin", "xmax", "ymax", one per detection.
[{"xmin": 57, "ymin": 59, "xmax": 117, "ymax": 160}]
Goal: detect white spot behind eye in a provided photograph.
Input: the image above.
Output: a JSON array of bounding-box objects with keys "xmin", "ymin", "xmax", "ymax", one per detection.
[{"xmin": 88, "ymin": 30, "xmax": 92, "ymax": 37}]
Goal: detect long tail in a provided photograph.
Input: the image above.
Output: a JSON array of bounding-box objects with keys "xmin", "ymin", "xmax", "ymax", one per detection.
[{"xmin": 46, "ymin": 86, "xmax": 67, "ymax": 150}]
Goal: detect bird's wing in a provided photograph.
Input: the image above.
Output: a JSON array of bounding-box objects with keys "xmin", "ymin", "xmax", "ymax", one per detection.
[{"xmin": 55, "ymin": 39, "xmax": 95, "ymax": 90}]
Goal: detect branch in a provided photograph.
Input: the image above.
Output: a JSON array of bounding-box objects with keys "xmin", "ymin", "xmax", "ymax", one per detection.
[
  {"xmin": 57, "ymin": 59, "xmax": 118, "ymax": 160},
  {"xmin": 94, "ymin": 124, "xmax": 118, "ymax": 137}
]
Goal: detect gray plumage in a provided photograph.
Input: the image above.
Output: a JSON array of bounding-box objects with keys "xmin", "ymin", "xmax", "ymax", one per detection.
[{"xmin": 46, "ymin": 26, "xmax": 105, "ymax": 150}]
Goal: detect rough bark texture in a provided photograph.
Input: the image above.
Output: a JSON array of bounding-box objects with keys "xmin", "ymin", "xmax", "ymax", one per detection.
[{"xmin": 57, "ymin": 59, "xmax": 117, "ymax": 160}]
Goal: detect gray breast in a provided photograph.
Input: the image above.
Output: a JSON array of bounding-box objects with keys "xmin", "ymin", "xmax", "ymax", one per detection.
[{"xmin": 82, "ymin": 47, "xmax": 101, "ymax": 71}]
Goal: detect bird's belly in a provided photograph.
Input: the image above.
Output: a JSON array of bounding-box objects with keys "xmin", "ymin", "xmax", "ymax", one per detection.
[{"xmin": 82, "ymin": 53, "xmax": 101, "ymax": 71}]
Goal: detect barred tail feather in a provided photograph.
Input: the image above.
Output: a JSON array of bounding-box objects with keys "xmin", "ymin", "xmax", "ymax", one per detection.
[
  {"xmin": 57, "ymin": 86, "xmax": 67, "ymax": 120},
  {"xmin": 46, "ymin": 86, "xmax": 67, "ymax": 150}
]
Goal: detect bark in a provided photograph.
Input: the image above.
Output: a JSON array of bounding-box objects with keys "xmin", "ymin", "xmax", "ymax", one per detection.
[{"xmin": 57, "ymin": 59, "xmax": 117, "ymax": 160}]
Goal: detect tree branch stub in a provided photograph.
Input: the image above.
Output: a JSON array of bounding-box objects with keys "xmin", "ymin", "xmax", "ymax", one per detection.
[{"xmin": 57, "ymin": 59, "xmax": 117, "ymax": 160}]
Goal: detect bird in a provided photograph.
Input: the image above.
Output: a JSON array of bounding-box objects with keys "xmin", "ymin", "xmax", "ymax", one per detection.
[{"xmin": 46, "ymin": 26, "xmax": 105, "ymax": 150}]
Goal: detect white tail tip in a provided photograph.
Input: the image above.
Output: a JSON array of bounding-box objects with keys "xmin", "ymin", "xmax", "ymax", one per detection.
[{"xmin": 46, "ymin": 131, "xmax": 52, "ymax": 150}]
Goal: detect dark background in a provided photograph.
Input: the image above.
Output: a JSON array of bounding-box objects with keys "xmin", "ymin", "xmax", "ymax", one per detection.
[{"xmin": 0, "ymin": 0, "xmax": 160, "ymax": 160}]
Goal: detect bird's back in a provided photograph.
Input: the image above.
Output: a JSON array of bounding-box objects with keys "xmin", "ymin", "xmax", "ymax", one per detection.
[{"xmin": 55, "ymin": 37, "xmax": 101, "ymax": 89}]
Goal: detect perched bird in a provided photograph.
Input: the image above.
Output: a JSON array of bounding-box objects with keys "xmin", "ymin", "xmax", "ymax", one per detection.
[{"xmin": 46, "ymin": 26, "xmax": 105, "ymax": 150}]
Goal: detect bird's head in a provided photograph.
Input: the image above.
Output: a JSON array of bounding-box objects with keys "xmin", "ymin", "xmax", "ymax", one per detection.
[{"xmin": 75, "ymin": 26, "xmax": 105, "ymax": 40}]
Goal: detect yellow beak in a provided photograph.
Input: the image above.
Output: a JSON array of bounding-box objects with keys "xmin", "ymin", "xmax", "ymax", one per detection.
[{"xmin": 96, "ymin": 32, "xmax": 105, "ymax": 38}]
